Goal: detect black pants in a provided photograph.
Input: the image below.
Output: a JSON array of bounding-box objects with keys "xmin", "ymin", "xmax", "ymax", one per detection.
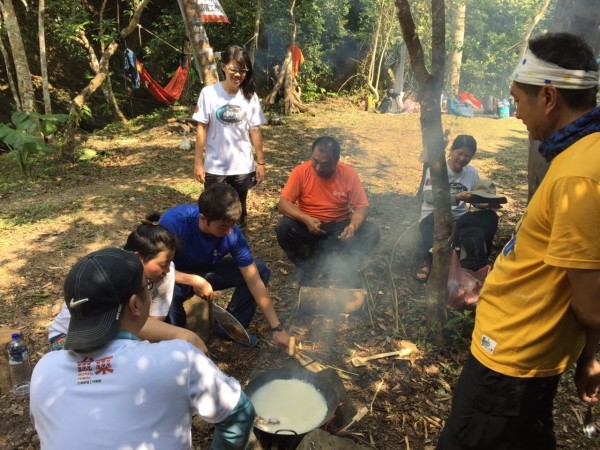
[
  {"xmin": 205, "ymin": 172, "xmax": 257, "ymax": 220},
  {"xmin": 275, "ymin": 216, "xmax": 380, "ymax": 264},
  {"xmin": 437, "ymin": 354, "xmax": 559, "ymax": 450},
  {"xmin": 419, "ymin": 209, "xmax": 498, "ymax": 264},
  {"xmin": 167, "ymin": 258, "xmax": 270, "ymax": 328}
]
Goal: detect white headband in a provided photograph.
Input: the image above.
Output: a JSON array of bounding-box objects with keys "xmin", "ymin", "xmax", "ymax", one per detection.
[{"xmin": 512, "ymin": 48, "xmax": 599, "ymax": 89}]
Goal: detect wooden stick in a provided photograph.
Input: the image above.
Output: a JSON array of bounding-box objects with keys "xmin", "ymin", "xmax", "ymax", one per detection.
[
  {"xmin": 298, "ymin": 351, "xmax": 359, "ymax": 376},
  {"xmin": 351, "ymin": 349, "xmax": 413, "ymax": 367},
  {"xmin": 369, "ymin": 379, "xmax": 384, "ymax": 412}
]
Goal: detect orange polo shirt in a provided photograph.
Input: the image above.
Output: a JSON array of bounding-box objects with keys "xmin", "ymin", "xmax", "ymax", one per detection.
[{"xmin": 281, "ymin": 160, "xmax": 369, "ymax": 222}]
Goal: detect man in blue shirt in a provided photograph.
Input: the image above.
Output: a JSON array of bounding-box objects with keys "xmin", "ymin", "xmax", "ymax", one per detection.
[{"xmin": 160, "ymin": 184, "xmax": 290, "ymax": 349}]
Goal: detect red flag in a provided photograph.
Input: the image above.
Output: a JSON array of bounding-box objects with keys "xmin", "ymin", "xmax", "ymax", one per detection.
[{"xmin": 195, "ymin": 0, "xmax": 229, "ymax": 23}]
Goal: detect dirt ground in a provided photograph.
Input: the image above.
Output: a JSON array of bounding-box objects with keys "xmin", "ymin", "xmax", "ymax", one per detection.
[{"xmin": 0, "ymin": 98, "xmax": 596, "ymax": 449}]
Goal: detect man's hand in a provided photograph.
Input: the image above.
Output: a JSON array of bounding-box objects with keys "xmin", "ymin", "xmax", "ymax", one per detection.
[
  {"xmin": 340, "ymin": 224, "xmax": 356, "ymax": 240},
  {"xmin": 194, "ymin": 163, "xmax": 205, "ymax": 184},
  {"xmin": 305, "ymin": 217, "xmax": 326, "ymax": 235},
  {"xmin": 192, "ymin": 275, "xmax": 213, "ymax": 300},
  {"xmin": 455, "ymin": 191, "xmax": 473, "ymax": 203},
  {"xmin": 575, "ymin": 357, "xmax": 600, "ymax": 403},
  {"xmin": 272, "ymin": 329, "xmax": 292, "ymax": 349},
  {"xmin": 256, "ymin": 165, "xmax": 265, "ymax": 183}
]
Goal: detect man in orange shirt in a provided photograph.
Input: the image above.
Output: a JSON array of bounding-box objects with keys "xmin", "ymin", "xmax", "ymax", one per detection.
[{"xmin": 276, "ymin": 136, "xmax": 380, "ymax": 276}]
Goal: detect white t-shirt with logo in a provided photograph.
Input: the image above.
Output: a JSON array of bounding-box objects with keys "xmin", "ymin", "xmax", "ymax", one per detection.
[
  {"xmin": 30, "ymin": 338, "xmax": 242, "ymax": 450},
  {"xmin": 192, "ymin": 82, "xmax": 266, "ymax": 176},
  {"xmin": 419, "ymin": 163, "xmax": 480, "ymax": 221},
  {"xmin": 48, "ymin": 262, "xmax": 175, "ymax": 339}
]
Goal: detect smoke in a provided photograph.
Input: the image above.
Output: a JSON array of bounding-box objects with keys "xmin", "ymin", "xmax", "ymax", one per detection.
[{"xmin": 297, "ymin": 233, "xmax": 368, "ymax": 289}]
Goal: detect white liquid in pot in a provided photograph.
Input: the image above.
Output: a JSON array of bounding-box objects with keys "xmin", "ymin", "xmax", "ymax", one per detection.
[{"xmin": 250, "ymin": 379, "xmax": 329, "ymax": 434}]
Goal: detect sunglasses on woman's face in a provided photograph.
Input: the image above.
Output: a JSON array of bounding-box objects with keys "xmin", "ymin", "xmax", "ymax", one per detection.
[{"xmin": 225, "ymin": 65, "xmax": 249, "ymax": 75}]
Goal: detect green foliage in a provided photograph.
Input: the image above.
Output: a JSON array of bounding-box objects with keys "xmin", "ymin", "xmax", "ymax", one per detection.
[
  {"xmin": 9, "ymin": 0, "xmax": 561, "ymax": 130},
  {"xmin": 70, "ymin": 104, "xmax": 93, "ymax": 128},
  {"xmin": 444, "ymin": 310, "xmax": 475, "ymax": 347},
  {"xmin": 0, "ymin": 111, "xmax": 68, "ymax": 176},
  {"xmin": 459, "ymin": 0, "xmax": 556, "ymax": 97},
  {"xmin": 205, "ymin": 0, "xmax": 360, "ymax": 93},
  {"xmin": 301, "ymin": 80, "xmax": 327, "ymax": 102},
  {"xmin": 141, "ymin": 11, "xmax": 187, "ymax": 74}
]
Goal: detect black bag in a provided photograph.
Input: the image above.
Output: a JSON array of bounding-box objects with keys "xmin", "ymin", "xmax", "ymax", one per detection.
[{"xmin": 453, "ymin": 226, "xmax": 488, "ymax": 271}]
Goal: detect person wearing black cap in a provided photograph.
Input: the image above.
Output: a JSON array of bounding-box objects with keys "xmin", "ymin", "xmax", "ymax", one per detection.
[{"xmin": 30, "ymin": 248, "xmax": 254, "ymax": 450}]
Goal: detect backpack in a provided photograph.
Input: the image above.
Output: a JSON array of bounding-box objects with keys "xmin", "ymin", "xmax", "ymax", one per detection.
[{"xmin": 453, "ymin": 226, "xmax": 488, "ymax": 271}]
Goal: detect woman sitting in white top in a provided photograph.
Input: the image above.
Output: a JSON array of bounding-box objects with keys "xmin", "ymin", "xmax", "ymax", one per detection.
[{"xmin": 415, "ymin": 135, "xmax": 499, "ymax": 282}]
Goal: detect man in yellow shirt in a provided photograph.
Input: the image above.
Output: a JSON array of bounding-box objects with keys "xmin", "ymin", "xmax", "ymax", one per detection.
[{"xmin": 438, "ymin": 33, "xmax": 600, "ymax": 449}]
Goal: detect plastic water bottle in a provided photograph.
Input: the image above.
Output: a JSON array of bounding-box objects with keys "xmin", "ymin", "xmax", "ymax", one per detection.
[{"xmin": 8, "ymin": 333, "xmax": 31, "ymax": 396}]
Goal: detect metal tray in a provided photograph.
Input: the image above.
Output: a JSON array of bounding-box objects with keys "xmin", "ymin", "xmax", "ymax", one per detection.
[{"xmin": 211, "ymin": 303, "xmax": 250, "ymax": 344}]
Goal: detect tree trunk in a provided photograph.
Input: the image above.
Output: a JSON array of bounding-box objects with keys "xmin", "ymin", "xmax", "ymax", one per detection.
[
  {"xmin": 250, "ymin": 0, "xmax": 262, "ymax": 65},
  {"xmin": 392, "ymin": 43, "xmax": 407, "ymax": 94},
  {"xmin": 396, "ymin": 0, "xmax": 447, "ymax": 343},
  {"xmin": 178, "ymin": 0, "xmax": 219, "ymax": 86},
  {"xmin": 526, "ymin": 0, "xmax": 600, "ymax": 198},
  {"xmin": 74, "ymin": 28, "xmax": 127, "ymax": 124},
  {"xmin": 99, "ymin": 0, "xmax": 126, "ymax": 123},
  {"xmin": 63, "ymin": 0, "xmax": 151, "ymax": 158},
  {"xmin": 104, "ymin": 75, "xmax": 127, "ymax": 123},
  {"xmin": 375, "ymin": 5, "xmax": 393, "ymax": 93},
  {"xmin": 0, "ymin": 27, "xmax": 21, "ymax": 110},
  {"xmin": 527, "ymin": 139, "xmax": 545, "ymax": 201},
  {"xmin": 448, "ymin": 0, "xmax": 466, "ymax": 96},
  {"xmin": 366, "ymin": 0, "xmax": 385, "ymax": 101},
  {"xmin": 0, "ymin": 0, "xmax": 35, "ymax": 112},
  {"xmin": 38, "ymin": 0, "xmax": 51, "ymax": 114},
  {"xmin": 283, "ymin": 56, "xmax": 294, "ymax": 115},
  {"xmin": 265, "ymin": 0, "xmax": 307, "ymax": 115},
  {"xmin": 282, "ymin": 0, "xmax": 297, "ymax": 115}
]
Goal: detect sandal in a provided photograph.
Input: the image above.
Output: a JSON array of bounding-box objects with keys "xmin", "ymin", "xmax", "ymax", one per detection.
[{"xmin": 414, "ymin": 263, "xmax": 431, "ymax": 282}]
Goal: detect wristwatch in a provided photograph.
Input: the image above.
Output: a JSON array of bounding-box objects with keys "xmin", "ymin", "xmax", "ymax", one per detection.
[{"xmin": 271, "ymin": 323, "xmax": 284, "ymax": 332}]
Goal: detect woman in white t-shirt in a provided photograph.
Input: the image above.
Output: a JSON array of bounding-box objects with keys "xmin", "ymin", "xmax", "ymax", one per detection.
[
  {"xmin": 192, "ymin": 45, "xmax": 267, "ymax": 227},
  {"xmin": 415, "ymin": 135, "xmax": 499, "ymax": 281},
  {"xmin": 48, "ymin": 213, "xmax": 207, "ymax": 352}
]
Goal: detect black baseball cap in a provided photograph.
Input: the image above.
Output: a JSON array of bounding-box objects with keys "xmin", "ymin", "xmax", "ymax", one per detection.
[{"xmin": 63, "ymin": 248, "xmax": 144, "ymax": 351}]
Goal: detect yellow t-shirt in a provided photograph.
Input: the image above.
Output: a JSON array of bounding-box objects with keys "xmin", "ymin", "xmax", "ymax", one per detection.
[{"xmin": 472, "ymin": 133, "xmax": 600, "ymax": 377}]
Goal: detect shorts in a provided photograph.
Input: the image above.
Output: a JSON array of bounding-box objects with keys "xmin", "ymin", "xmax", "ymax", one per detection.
[{"xmin": 205, "ymin": 172, "xmax": 257, "ymax": 191}]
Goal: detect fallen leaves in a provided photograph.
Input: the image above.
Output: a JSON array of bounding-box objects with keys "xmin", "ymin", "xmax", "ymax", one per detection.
[{"xmin": 7, "ymin": 402, "xmax": 24, "ymax": 416}]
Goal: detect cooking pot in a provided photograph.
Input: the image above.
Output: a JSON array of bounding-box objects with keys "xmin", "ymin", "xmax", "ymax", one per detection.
[{"xmin": 245, "ymin": 367, "xmax": 339, "ymax": 450}]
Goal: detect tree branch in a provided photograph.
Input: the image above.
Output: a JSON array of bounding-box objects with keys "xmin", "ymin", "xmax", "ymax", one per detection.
[
  {"xmin": 76, "ymin": 30, "xmax": 99, "ymax": 73},
  {"xmin": 395, "ymin": 0, "xmax": 430, "ymax": 82}
]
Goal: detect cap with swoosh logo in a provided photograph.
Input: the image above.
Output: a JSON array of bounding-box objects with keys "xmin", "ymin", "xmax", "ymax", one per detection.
[{"xmin": 63, "ymin": 248, "xmax": 143, "ymax": 351}]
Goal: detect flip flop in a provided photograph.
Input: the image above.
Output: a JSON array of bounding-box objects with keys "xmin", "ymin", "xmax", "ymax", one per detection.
[{"xmin": 414, "ymin": 263, "xmax": 431, "ymax": 282}]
